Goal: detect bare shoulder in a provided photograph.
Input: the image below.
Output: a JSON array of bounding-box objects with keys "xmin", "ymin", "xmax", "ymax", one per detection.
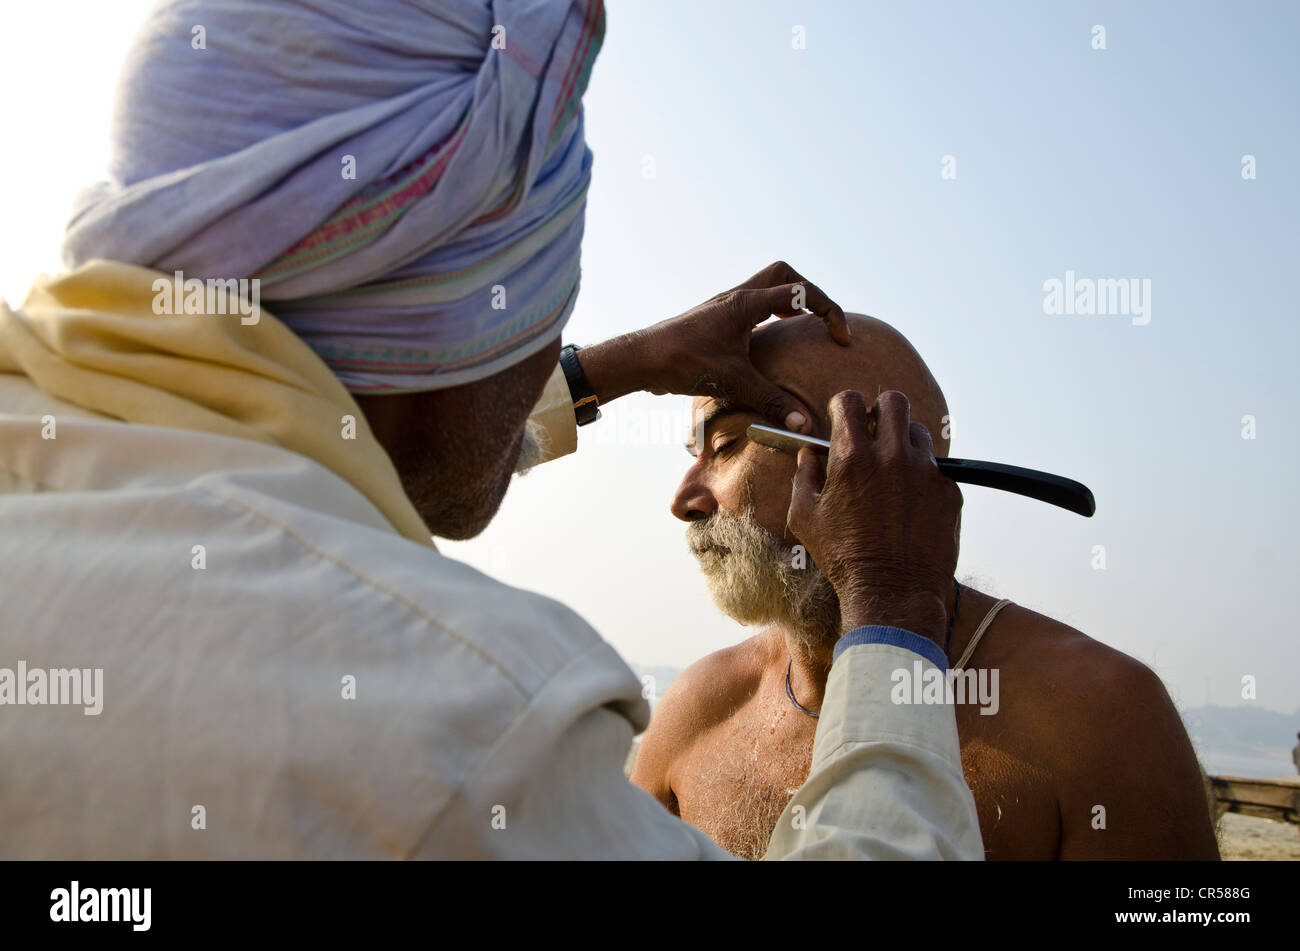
[
  {"xmin": 641, "ymin": 632, "xmax": 773, "ymax": 749},
  {"xmin": 628, "ymin": 632, "xmax": 774, "ymax": 809},
  {"xmin": 981, "ymin": 599, "xmax": 1217, "ymax": 858},
  {"xmin": 983, "ymin": 600, "xmax": 1181, "ymax": 749},
  {"xmin": 990, "ymin": 602, "xmax": 1163, "ymax": 704}
]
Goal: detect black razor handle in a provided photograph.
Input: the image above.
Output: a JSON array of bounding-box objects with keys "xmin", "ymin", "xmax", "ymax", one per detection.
[{"xmin": 936, "ymin": 458, "xmax": 1096, "ymax": 518}]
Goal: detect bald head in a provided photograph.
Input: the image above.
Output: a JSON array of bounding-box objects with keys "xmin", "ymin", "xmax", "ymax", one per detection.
[
  {"xmin": 749, "ymin": 313, "xmax": 949, "ymax": 455},
  {"xmin": 674, "ymin": 312, "xmax": 951, "ymax": 654}
]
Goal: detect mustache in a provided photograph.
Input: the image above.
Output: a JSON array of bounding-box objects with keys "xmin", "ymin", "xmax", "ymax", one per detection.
[
  {"xmin": 685, "ymin": 507, "xmax": 778, "ymax": 566},
  {"xmin": 684, "ymin": 507, "xmax": 841, "ymax": 650},
  {"xmin": 686, "ymin": 475, "xmax": 760, "ymax": 557},
  {"xmin": 685, "ymin": 516, "xmax": 740, "ymax": 556},
  {"xmin": 686, "ymin": 530, "xmax": 719, "ymax": 555}
]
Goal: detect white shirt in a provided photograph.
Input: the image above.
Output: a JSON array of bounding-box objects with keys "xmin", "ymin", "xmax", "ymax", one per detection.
[{"xmin": 0, "ymin": 371, "xmax": 981, "ymax": 859}]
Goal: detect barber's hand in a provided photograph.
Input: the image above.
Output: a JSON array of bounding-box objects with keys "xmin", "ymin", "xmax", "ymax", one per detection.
[
  {"xmin": 577, "ymin": 261, "xmax": 849, "ymax": 433},
  {"xmin": 786, "ymin": 390, "xmax": 962, "ymax": 645}
]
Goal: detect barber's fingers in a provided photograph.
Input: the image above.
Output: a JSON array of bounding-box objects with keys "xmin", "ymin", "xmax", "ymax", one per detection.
[
  {"xmin": 728, "ymin": 365, "xmax": 813, "ymax": 433},
  {"xmin": 787, "ymin": 446, "xmax": 827, "ymax": 539},
  {"xmin": 873, "ymin": 390, "xmax": 913, "ymax": 455},
  {"xmin": 725, "ymin": 261, "xmax": 850, "ymax": 345},
  {"xmin": 725, "ymin": 260, "xmax": 806, "ymax": 295},
  {"xmin": 909, "ymin": 420, "xmax": 937, "ymax": 461},
  {"xmin": 823, "ymin": 390, "xmax": 873, "ymax": 485},
  {"xmin": 733, "ymin": 284, "xmax": 816, "ymax": 326}
]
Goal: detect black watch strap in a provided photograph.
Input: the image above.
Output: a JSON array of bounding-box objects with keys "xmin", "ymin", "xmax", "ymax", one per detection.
[{"xmin": 559, "ymin": 344, "xmax": 601, "ymax": 426}]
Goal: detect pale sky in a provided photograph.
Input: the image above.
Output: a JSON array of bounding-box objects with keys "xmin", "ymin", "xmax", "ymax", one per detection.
[{"xmin": 2, "ymin": 1, "xmax": 1296, "ymax": 716}]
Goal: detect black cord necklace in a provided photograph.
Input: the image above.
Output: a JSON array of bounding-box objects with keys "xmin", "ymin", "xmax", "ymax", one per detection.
[
  {"xmin": 784, "ymin": 657, "xmax": 821, "ymax": 718},
  {"xmin": 945, "ymin": 579, "xmax": 963, "ymax": 655},
  {"xmin": 785, "ymin": 579, "xmax": 962, "ymax": 720}
]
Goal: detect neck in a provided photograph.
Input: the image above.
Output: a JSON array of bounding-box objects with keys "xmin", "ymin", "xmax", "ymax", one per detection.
[
  {"xmin": 782, "ymin": 628, "xmax": 835, "ymax": 714},
  {"xmin": 782, "ymin": 580, "xmax": 970, "ymax": 712},
  {"xmin": 941, "ymin": 582, "xmax": 990, "ymax": 667}
]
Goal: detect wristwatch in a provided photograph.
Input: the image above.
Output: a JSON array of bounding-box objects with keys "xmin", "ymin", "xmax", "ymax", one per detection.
[{"xmin": 559, "ymin": 343, "xmax": 601, "ymax": 426}]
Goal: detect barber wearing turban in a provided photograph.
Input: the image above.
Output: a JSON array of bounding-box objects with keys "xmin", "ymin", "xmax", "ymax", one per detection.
[{"xmin": 0, "ymin": 0, "xmax": 979, "ymax": 859}]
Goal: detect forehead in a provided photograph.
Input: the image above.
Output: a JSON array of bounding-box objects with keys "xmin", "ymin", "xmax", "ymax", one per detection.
[
  {"xmin": 689, "ymin": 395, "xmax": 714, "ymax": 421},
  {"xmin": 689, "ymin": 395, "xmax": 755, "ymax": 427}
]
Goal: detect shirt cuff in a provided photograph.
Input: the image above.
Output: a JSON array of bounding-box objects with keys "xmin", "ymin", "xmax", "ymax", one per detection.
[
  {"xmin": 833, "ymin": 625, "xmax": 948, "ymax": 671},
  {"xmin": 518, "ymin": 362, "xmax": 578, "ymax": 471}
]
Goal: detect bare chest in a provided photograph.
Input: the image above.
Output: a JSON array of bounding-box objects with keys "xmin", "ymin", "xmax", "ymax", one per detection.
[
  {"xmin": 671, "ymin": 693, "xmax": 1062, "ymax": 860},
  {"xmin": 671, "ymin": 694, "xmax": 816, "ymax": 861}
]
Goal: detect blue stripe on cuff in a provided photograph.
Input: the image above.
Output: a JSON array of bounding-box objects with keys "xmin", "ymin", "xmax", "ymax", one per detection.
[{"xmin": 833, "ymin": 625, "xmax": 949, "ymax": 670}]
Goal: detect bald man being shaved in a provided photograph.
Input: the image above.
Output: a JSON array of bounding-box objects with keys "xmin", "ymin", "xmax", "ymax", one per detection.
[{"xmin": 632, "ymin": 314, "xmax": 1219, "ymax": 860}]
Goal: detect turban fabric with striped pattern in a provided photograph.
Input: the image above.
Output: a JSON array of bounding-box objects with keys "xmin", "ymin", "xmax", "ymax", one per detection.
[{"xmin": 62, "ymin": 0, "xmax": 605, "ymax": 393}]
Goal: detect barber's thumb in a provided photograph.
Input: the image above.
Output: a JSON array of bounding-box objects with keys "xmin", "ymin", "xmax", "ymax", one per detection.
[
  {"xmin": 738, "ymin": 371, "xmax": 812, "ymax": 434},
  {"xmin": 787, "ymin": 446, "xmax": 826, "ymax": 533}
]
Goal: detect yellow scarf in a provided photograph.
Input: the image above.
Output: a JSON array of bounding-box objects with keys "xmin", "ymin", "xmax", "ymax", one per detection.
[{"xmin": 0, "ymin": 260, "xmax": 434, "ymax": 548}]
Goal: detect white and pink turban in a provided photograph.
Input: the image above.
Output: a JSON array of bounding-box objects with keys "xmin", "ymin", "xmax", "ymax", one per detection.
[{"xmin": 63, "ymin": 0, "xmax": 605, "ymax": 392}]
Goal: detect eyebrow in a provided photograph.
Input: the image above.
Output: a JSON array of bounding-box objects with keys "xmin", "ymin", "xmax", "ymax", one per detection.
[{"xmin": 684, "ymin": 401, "xmax": 753, "ymax": 457}]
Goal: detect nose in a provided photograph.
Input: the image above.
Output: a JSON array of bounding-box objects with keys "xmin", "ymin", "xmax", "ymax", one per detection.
[{"xmin": 671, "ymin": 463, "xmax": 716, "ymax": 523}]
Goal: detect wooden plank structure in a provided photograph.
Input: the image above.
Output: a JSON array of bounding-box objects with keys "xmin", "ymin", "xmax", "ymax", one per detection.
[{"xmin": 1211, "ymin": 775, "xmax": 1300, "ymax": 837}]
